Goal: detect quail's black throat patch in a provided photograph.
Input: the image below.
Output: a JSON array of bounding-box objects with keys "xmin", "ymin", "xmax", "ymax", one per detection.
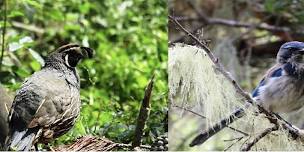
[{"xmin": 65, "ymin": 53, "xmax": 82, "ymax": 68}]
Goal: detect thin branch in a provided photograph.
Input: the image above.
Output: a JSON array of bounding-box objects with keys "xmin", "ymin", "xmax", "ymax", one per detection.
[
  {"xmin": 227, "ymin": 126, "xmax": 249, "ymax": 137},
  {"xmin": 132, "ymin": 74, "xmax": 155, "ymax": 148},
  {"xmin": 11, "ymin": 21, "xmax": 44, "ymax": 34},
  {"xmin": 223, "ymin": 136, "xmax": 244, "ymax": 142},
  {"xmin": 170, "ymin": 24, "xmax": 205, "ymax": 44},
  {"xmin": 172, "ymin": 105, "xmax": 206, "ymax": 118},
  {"xmin": 224, "ymin": 136, "xmax": 244, "ymax": 151},
  {"xmin": 170, "ymin": 1, "xmax": 298, "ymax": 44},
  {"xmin": 168, "ymin": 14, "xmax": 303, "ymax": 145},
  {"xmin": 240, "ymin": 125, "xmax": 278, "ymax": 151},
  {"xmin": 206, "ymin": 17, "xmax": 289, "ymax": 32},
  {"xmin": 169, "ymin": 15, "xmax": 250, "ymax": 100},
  {"xmin": 0, "ymin": 0, "xmax": 7, "ymax": 71},
  {"xmin": 189, "ymin": 0, "xmax": 290, "ymax": 33}
]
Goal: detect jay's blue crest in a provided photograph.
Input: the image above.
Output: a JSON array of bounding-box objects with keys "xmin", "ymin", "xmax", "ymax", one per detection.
[{"xmin": 190, "ymin": 41, "xmax": 304, "ymax": 147}]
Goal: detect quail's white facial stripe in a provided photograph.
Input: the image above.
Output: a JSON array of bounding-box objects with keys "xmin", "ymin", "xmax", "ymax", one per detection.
[{"xmin": 65, "ymin": 54, "xmax": 72, "ymax": 68}]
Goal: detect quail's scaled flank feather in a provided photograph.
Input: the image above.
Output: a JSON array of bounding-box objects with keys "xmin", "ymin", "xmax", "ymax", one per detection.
[{"xmin": 5, "ymin": 44, "xmax": 93, "ymax": 151}]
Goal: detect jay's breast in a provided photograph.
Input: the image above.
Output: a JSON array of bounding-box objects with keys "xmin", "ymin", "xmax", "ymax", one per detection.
[{"xmin": 257, "ymin": 77, "xmax": 304, "ymax": 113}]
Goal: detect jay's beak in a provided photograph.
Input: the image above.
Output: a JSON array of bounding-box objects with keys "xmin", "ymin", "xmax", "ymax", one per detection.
[{"xmin": 299, "ymin": 48, "xmax": 304, "ymax": 54}]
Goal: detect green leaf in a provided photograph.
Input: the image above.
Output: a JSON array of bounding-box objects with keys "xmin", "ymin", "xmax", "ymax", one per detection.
[
  {"xmin": 30, "ymin": 61, "xmax": 41, "ymax": 71},
  {"xmin": 24, "ymin": 0, "xmax": 42, "ymax": 9},
  {"xmin": 28, "ymin": 49, "xmax": 45, "ymax": 66},
  {"xmin": 8, "ymin": 11, "xmax": 24, "ymax": 18}
]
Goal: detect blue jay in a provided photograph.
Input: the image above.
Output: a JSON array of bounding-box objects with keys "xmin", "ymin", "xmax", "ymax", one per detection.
[{"xmin": 190, "ymin": 41, "xmax": 304, "ymax": 147}]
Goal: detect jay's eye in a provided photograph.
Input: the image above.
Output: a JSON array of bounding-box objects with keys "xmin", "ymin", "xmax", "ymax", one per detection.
[{"xmin": 287, "ymin": 47, "xmax": 296, "ymax": 51}]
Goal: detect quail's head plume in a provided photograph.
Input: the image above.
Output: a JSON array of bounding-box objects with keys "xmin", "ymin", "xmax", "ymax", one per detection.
[
  {"xmin": 5, "ymin": 44, "xmax": 94, "ymax": 151},
  {"xmin": 45, "ymin": 44, "xmax": 93, "ymax": 69}
]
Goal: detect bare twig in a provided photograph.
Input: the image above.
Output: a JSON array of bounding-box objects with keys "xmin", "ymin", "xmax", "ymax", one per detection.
[
  {"xmin": 172, "ymin": 105, "xmax": 206, "ymax": 118},
  {"xmin": 132, "ymin": 74, "xmax": 155, "ymax": 148},
  {"xmin": 224, "ymin": 136, "xmax": 244, "ymax": 151},
  {"xmin": 169, "ymin": 15, "xmax": 250, "ymax": 99},
  {"xmin": 227, "ymin": 126, "xmax": 249, "ymax": 137},
  {"xmin": 241, "ymin": 125, "xmax": 278, "ymax": 151},
  {"xmin": 170, "ymin": 1, "xmax": 297, "ymax": 44},
  {"xmin": 11, "ymin": 21, "xmax": 44, "ymax": 34},
  {"xmin": 199, "ymin": 17, "xmax": 289, "ymax": 32},
  {"xmin": 185, "ymin": 1, "xmax": 290, "ymax": 33},
  {"xmin": 169, "ymin": 14, "xmax": 303, "ymax": 146},
  {"xmin": 0, "ymin": 0, "xmax": 7, "ymax": 71},
  {"xmin": 170, "ymin": 24, "xmax": 205, "ymax": 44},
  {"xmin": 223, "ymin": 136, "xmax": 244, "ymax": 142}
]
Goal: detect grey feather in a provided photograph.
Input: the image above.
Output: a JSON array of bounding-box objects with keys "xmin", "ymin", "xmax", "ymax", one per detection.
[{"xmin": 7, "ymin": 129, "xmax": 36, "ymax": 151}]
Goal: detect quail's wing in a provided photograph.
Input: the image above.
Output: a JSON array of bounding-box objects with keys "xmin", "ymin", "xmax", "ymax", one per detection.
[{"xmin": 9, "ymin": 69, "xmax": 80, "ymax": 129}]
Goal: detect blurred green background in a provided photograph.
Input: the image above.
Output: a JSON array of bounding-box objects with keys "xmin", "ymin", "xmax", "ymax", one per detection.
[{"xmin": 0, "ymin": 0, "xmax": 167, "ymax": 146}]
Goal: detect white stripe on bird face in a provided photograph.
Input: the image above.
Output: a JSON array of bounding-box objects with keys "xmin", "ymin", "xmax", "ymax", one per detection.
[{"xmin": 65, "ymin": 54, "xmax": 72, "ymax": 68}]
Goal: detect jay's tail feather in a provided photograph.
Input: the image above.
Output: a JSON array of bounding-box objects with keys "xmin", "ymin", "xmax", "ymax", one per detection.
[{"xmin": 5, "ymin": 128, "xmax": 38, "ymax": 151}]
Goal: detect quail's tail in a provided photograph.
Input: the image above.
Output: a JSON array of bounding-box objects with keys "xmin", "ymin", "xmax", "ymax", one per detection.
[
  {"xmin": 5, "ymin": 128, "xmax": 38, "ymax": 151},
  {"xmin": 190, "ymin": 108, "xmax": 246, "ymax": 147}
]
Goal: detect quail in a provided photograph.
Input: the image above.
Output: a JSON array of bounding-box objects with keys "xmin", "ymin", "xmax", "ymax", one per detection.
[
  {"xmin": 0, "ymin": 85, "xmax": 13, "ymax": 149},
  {"xmin": 5, "ymin": 44, "xmax": 93, "ymax": 151}
]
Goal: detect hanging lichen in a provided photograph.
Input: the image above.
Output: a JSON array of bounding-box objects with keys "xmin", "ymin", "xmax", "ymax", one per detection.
[{"xmin": 169, "ymin": 44, "xmax": 304, "ymax": 151}]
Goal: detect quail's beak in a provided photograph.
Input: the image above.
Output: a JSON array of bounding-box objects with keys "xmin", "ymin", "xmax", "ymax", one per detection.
[{"xmin": 80, "ymin": 47, "xmax": 94, "ymax": 59}]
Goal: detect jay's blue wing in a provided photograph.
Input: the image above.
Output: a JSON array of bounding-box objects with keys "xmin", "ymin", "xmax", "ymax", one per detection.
[
  {"xmin": 252, "ymin": 78, "xmax": 265, "ymax": 98},
  {"xmin": 252, "ymin": 67, "xmax": 283, "ymax": 98}
]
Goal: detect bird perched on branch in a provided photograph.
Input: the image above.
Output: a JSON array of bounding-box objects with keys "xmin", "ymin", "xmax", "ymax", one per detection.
[
  {"xmin": 190, "ymin": 41, "xmax": 304, "ymax": 147},
  {"xmin": 5, "ymin": 44, "xmax": 93, "ymax": 151}
]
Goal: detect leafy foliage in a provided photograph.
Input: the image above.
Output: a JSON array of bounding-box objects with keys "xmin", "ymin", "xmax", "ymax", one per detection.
[
  {"xmin": 264, "ymin": 0, "xmax": 304, "ymax": 24},
  {"xmin": 0, "ymin": 0, "xmax": 167, "ymax": 146}
]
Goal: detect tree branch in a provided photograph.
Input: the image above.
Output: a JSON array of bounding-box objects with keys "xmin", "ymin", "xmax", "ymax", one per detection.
[
  {"xmin": 175, "ymin": 16, "xmax": 290, "ymax": 33},
  {"xmin": 169, "ymin": 14, "xmax": 304, "ymax": 146},
  {"xmin": 0, "ymin": 0, "xmax": 7, "ymax": 71},
  {"xmin": 11, "ymin": 21, "xmax": 44, "ymax": 34},
  {"xmin": 132, "ymin": 74, "xmax": 155, "ymax": 148},
  {"xmin": 240, "ymin": 125, "xmax": 278, "ymax": 151},
  {"xmin": 170, "ymin": 1, "xmax": 298, "ymax": 44},
  {"xmin": 224, "ymin": 136, "xmax": 244, "ymax": 151},
  {"xmin": 187, "ymin": 0, "xmax": 290, "ymax": 33}
]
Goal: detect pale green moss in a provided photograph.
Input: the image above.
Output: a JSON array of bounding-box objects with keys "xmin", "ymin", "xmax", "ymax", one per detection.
[{"xmin": 169, "ymin": 44, "xmax": 304, "ymax": 150}]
